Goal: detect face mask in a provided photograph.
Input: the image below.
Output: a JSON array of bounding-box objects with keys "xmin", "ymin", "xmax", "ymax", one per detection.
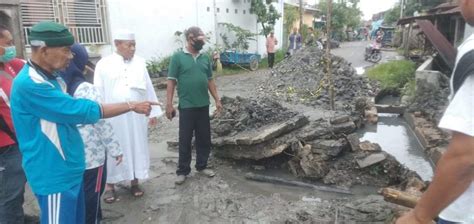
[
  {"xmin": 0, "ymin": 46, "xmax": 16, "ymax": 63},
  {"xmin": 192, "ymin": 40, "xmax": 205, "ymax": 51}
]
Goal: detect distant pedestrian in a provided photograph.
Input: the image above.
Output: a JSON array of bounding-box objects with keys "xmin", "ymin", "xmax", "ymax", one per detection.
[
  {"xmin": 166, "ymin": 26, "xmax": 223, "ymax": 185},
  {"xmin": 10, "ymin": 21, "xmax": 156, "ymax": 223},
  {"xmin": 305, "ymin": 27, "xmax": 316, "ymax": 47},
  {"xmin": 396, "ymin": 0, "xmax": 474, "ymax": 223},
  {"xmin": 60, "ymin": 43, "xmax": 123, "ymax": 224},
  {"xmin": 266, "ymin": 31, "xmax": 278, "ymax": 69},
  {"xmin": 288, "ymin": 27, "xmax": 302, "ymax": 55},
  {"xmin": 0, "ymin": 24, "xmax": 27, "ymax": 224}
]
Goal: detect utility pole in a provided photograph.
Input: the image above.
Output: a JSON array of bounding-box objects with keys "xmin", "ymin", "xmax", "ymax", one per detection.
[
  {"xmin": 326, "ymin": 0, "xmax": 334, "ymax": 110},
  {"xmin": 400, "ymin": 0, "xmax": 405, "ymax": 19},
  {"xmin": 299, "ymin": 0, "xmax": 304, "ymax": 33}
]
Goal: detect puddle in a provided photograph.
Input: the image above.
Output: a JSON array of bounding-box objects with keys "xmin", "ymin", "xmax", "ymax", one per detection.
[{"xmin": 358, "ymin": 114, "xmax": 434, "ymax": 181}]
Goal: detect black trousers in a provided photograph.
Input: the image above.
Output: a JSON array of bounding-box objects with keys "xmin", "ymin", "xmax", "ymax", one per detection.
[
  {"xmin": 84, "ymin": 164, "xmax": 106, "ymax": 224},
  {"xmin": 268, "ymin": 52, "xmax": 275, "ymax": 68},
  {"xmin": 177, "ymin": 106, "xmax": 211, "ymax": 176}
]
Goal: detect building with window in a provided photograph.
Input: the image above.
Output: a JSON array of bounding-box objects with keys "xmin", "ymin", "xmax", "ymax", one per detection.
[{"xmin": 16, "ymin": 0, "xmax": 284, "ymax": 60}]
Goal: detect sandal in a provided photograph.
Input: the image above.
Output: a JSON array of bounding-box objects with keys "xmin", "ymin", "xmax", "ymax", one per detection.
[
  {"xmin": 131, "ymin": 185, "xmax": 144, "ymax": 197},
  {"xmin": 103, "ymin": 190, "xmax": 118, "ymax": 203}
]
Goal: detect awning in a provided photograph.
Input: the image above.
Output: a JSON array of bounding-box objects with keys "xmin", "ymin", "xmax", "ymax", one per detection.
[
  {"xmin": 398, "ymin": 7, "xmax": 461, "ymax": 25},
  {"xmin": 416, "ymin": 19, "xmax": 457, "ymax": 70}
]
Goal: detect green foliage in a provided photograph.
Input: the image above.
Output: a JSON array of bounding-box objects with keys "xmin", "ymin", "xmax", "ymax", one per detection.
[
  {"xmin": 318, "ymin": 0, "xmax": 362, "ymax": 35},
  {"xmin": 384, "ymin": 3, "xmax": 401, "ymax": 25},
  {"xmin": 146, "ymin": 55, "xmax": 172, "ymax": 74},
  {"xmin": 250, "ymin": 0, "xmax": 282, "ymax": 37},
  {"xmin": 385, "ymin": 0, "xmax": 445, "ymax": 24},
  {"xmin": 284, "ymin": 4, "xmax": 299, "ymax": 35},
  {"xmin": 219, "ymin": 23, "xmax": 256, "ymax": 52},
  {"xmin": 366, "ymin": 60, "xmax": 416, "ymax": 92}
]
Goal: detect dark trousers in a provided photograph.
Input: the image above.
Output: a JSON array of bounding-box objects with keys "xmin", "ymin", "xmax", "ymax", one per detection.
[
  {"xmin": 177, "ymin": 106, "xmax": 211, "ymax": 176},
  {"xmin": 0, "ymin": 144, "xmax": 26, "ymax": 224},
  {"xmin": 268, "ymin": 52, "xmax": 275, "ymax": 68},
  {"xmin": 84, "ymin": 165, "xmax": 106, "ymax": 224}
]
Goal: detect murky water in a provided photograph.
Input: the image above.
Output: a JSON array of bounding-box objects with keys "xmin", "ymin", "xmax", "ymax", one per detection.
[{"xmin": 358, "ymin": 114, "xmax": 434, "ymax": 181}]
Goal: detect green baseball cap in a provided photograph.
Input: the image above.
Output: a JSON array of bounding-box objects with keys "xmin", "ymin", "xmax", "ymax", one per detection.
[{"xmin": 29, "ymin": 21, "xmax": 74, "ymax": 47}]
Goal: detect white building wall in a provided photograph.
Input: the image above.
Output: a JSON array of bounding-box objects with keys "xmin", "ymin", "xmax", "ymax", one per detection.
[{"xmin": 98, "ymin": 0, "xmax": 284, "ymax": 60}]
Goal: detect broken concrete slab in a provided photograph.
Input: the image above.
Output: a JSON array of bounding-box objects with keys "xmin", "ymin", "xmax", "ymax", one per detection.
[
  {"xmin": 213, "ymin": 115, "xmax": 309, "ymax": 146},
  {"xmin": 214, "ymin": 143, "xmax": 291, "ymax": 160},
  {"xmin": 375, "ymin": 104, "xmax": 406, "ymax": 114},
  {"xmin": 346, "ymin": 133, "xmax": 360, "ymax": 151},
  {"xmin": 312, "ymin": 138, "xmax": 348, "ymax": 157},
  {"xmin": 365, "ymin": 106, "xmax": 378, "ymax": 124},
  {"xmin": 330, "ymin": 115, "xmax": 351, "ymax": 125},
  {"xmin": 357, "ymin": 153, "xmax": 387, "ymax": 168},
  {"xmin": 359, "ymin": 141, "xmax": 382, "ymax": 152},
  {"xmin": 331, "ymin": 121, "xmax": 357, "ymax": 135}
]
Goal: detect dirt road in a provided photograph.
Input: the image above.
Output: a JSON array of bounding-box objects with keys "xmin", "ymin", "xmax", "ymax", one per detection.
[{"xmin": 23, "ymin": 62, "xmax": 399, "ymax": 224}]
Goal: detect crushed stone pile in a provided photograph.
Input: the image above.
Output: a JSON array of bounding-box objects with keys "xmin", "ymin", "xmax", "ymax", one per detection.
[
  {"xmin": 261, "ymin": 46, "xmax": 380, "ymax": 110},
  {"xmin": 211, "ymin": 96, "xmax": 298, "ymax": 137}
]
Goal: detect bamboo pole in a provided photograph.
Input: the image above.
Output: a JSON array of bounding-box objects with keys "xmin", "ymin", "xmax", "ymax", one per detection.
[
  {"xmin": 381, "ymin": 188, "xmax": 419, "ymax": 208},
  {"xmin": 326, "ymin": 0, "xmax": 334, "ymax": 110}
]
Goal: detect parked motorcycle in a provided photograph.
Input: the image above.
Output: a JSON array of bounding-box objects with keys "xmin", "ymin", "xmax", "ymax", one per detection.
[{"xmin": 364, "ymin": 43, "xmax": 382, "ymax": 63}]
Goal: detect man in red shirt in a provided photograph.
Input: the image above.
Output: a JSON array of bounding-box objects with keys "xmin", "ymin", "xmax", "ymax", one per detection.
[{"xmin": 0, "ymin": 24, "xmax": 27, "ymax": 224}]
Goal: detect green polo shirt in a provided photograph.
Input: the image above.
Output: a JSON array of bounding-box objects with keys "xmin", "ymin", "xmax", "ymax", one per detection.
[{"xmin": 168, "ymin": 49, "xmax": 213, "ymax": 109}]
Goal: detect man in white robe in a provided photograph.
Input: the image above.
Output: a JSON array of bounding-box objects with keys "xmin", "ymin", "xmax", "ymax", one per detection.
[{"xmin": 94, "ymin": 30, "xmax": 162, "ymax": 200}]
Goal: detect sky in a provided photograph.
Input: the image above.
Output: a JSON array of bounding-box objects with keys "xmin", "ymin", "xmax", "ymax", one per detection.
[
  {"xmin": 306, "ymin": 0, "xmax": 399, "ymax": 20},
  {"xmin": 359, "ymin": 0, "xmax": 399, "ymax": 20}
]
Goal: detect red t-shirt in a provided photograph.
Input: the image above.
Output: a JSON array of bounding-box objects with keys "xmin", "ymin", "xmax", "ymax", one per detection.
[{"xmin": 0, "ymin": 58, "xmax": 25, "ymax": 147}]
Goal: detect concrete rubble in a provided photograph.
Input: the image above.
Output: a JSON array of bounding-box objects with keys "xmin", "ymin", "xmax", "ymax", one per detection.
[{"xmin": 208, "ymin": 96, "xmax": 422, "ymax": 189}]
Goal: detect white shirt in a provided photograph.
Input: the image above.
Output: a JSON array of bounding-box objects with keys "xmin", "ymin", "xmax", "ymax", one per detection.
[
  {"xmin": 437, "ymin": 34, "xmax": 474, "ymax": 223},
  {"xmin": 74, "ymin": 82, "xmax": 122, "ymax": 169}
]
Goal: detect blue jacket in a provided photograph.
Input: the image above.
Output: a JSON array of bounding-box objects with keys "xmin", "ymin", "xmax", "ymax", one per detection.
[{"xmin": 10, "ymin": 62, "xmax": 101, "ymax": 195}]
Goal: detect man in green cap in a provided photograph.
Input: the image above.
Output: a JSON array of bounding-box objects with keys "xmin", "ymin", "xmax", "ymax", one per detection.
[{"xmin": 10, "ymin": 21, "xmax": 158, "ymax": 223}]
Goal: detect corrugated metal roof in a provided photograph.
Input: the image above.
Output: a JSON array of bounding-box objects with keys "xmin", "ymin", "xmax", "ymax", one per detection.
[
  {"xmin": 416, "ymin": 19, "xmax": 457, "ymax": 70},
  {"xmin": 397, "ymin": 7, "xmax": 461, "ymax": 25}
]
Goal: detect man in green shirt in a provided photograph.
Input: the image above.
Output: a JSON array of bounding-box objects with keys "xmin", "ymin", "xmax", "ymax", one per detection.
[{"xmin": 166, "ymin": 27, "xmax": 222, "ymax": 185}]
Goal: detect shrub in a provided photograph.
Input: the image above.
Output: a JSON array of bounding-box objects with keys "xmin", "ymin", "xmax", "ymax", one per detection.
[
  {"xmin": 366, "ymin": 60, "xmax": 416, "ymax": 92},
  {"xmin": 146, "ymin": 55, "xmax": 172, "ymax": 75}
]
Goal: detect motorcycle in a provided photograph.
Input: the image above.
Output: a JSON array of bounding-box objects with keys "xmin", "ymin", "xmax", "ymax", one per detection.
[{"xmin": 364, "ymin": 43, "xmax": 382, "ymax": 63}]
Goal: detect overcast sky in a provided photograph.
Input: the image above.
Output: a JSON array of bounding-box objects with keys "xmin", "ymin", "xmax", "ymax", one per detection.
[
  {"xmin": 307, "ymin": 0, "xmax": 399, "ymax": 20},
  {"xmin": 359, "ymin": 0, "xmax": 399, "ymax": 20}
]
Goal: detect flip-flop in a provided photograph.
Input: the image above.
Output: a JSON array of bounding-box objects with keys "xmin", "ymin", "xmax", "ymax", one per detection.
[
  {"xmin": 131, "ymin": 185, "xmax": 144, "ymax": 197},
  {"xmin": 103, "ymin": 189, "xmax": 118, "ymax": 203}
]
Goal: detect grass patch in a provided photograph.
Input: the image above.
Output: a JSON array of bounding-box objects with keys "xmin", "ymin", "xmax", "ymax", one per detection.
[
  {"xmin": 260, "ymin": 49, "xmax": 286, "ymax": 69},
  {"xmin": 366, "ymin": 60, "xmax": 416, "ymax": 92}
]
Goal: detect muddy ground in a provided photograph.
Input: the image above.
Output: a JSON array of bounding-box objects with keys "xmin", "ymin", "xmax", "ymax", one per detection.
[{"xmin": 23, "ymin": 43, "xmax": 406, "ymax": 223}]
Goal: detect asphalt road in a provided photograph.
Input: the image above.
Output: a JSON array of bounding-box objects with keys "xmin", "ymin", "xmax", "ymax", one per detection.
[{"xmin": 332, "ymin": 41, "xmax": 400, "ymax": 73}]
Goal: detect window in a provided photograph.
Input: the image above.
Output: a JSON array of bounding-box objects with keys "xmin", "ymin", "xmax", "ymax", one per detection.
[
  {"xmin": 217, "ymin": 8, "xmax": 220, "ymax": 13},
  {"xmin": 235, "ymin": 9, "xmax": 238, "ymax": 14},
  {"xmin": 207, "ymin": 7, "xmax": 210, "ymax": 12},
  {"xmin": 20, "ymin": 0, "xmax": 109, "ymax": 45},
  {"xmin": 226, "ymin": 8, "xmax": 229, "ymax": 13},
  {"xmin": 243, "ymin": 10, "xmax": 246, "ymax": 14}
]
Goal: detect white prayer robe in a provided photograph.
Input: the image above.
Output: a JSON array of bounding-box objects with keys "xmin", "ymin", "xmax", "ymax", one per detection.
[{"xmin": 94, "ymin": 52, "xmax": 162, "ymax": 183}]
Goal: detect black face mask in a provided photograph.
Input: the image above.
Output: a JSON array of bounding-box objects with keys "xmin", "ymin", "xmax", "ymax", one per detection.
[{"xmin": 192, "ymin": 39, "xmax": 205, "ymax": 51}]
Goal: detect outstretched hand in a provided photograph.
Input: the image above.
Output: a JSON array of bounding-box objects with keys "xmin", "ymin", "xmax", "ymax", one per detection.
[{"xmin": 131, "ymin": 101, "xmax": 161, "ymax": 116}]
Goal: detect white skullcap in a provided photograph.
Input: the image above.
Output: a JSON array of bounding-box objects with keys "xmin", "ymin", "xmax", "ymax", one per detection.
[{"xmin": 114, "ymin": 29, "xmax": 135, "ymax": 40}]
